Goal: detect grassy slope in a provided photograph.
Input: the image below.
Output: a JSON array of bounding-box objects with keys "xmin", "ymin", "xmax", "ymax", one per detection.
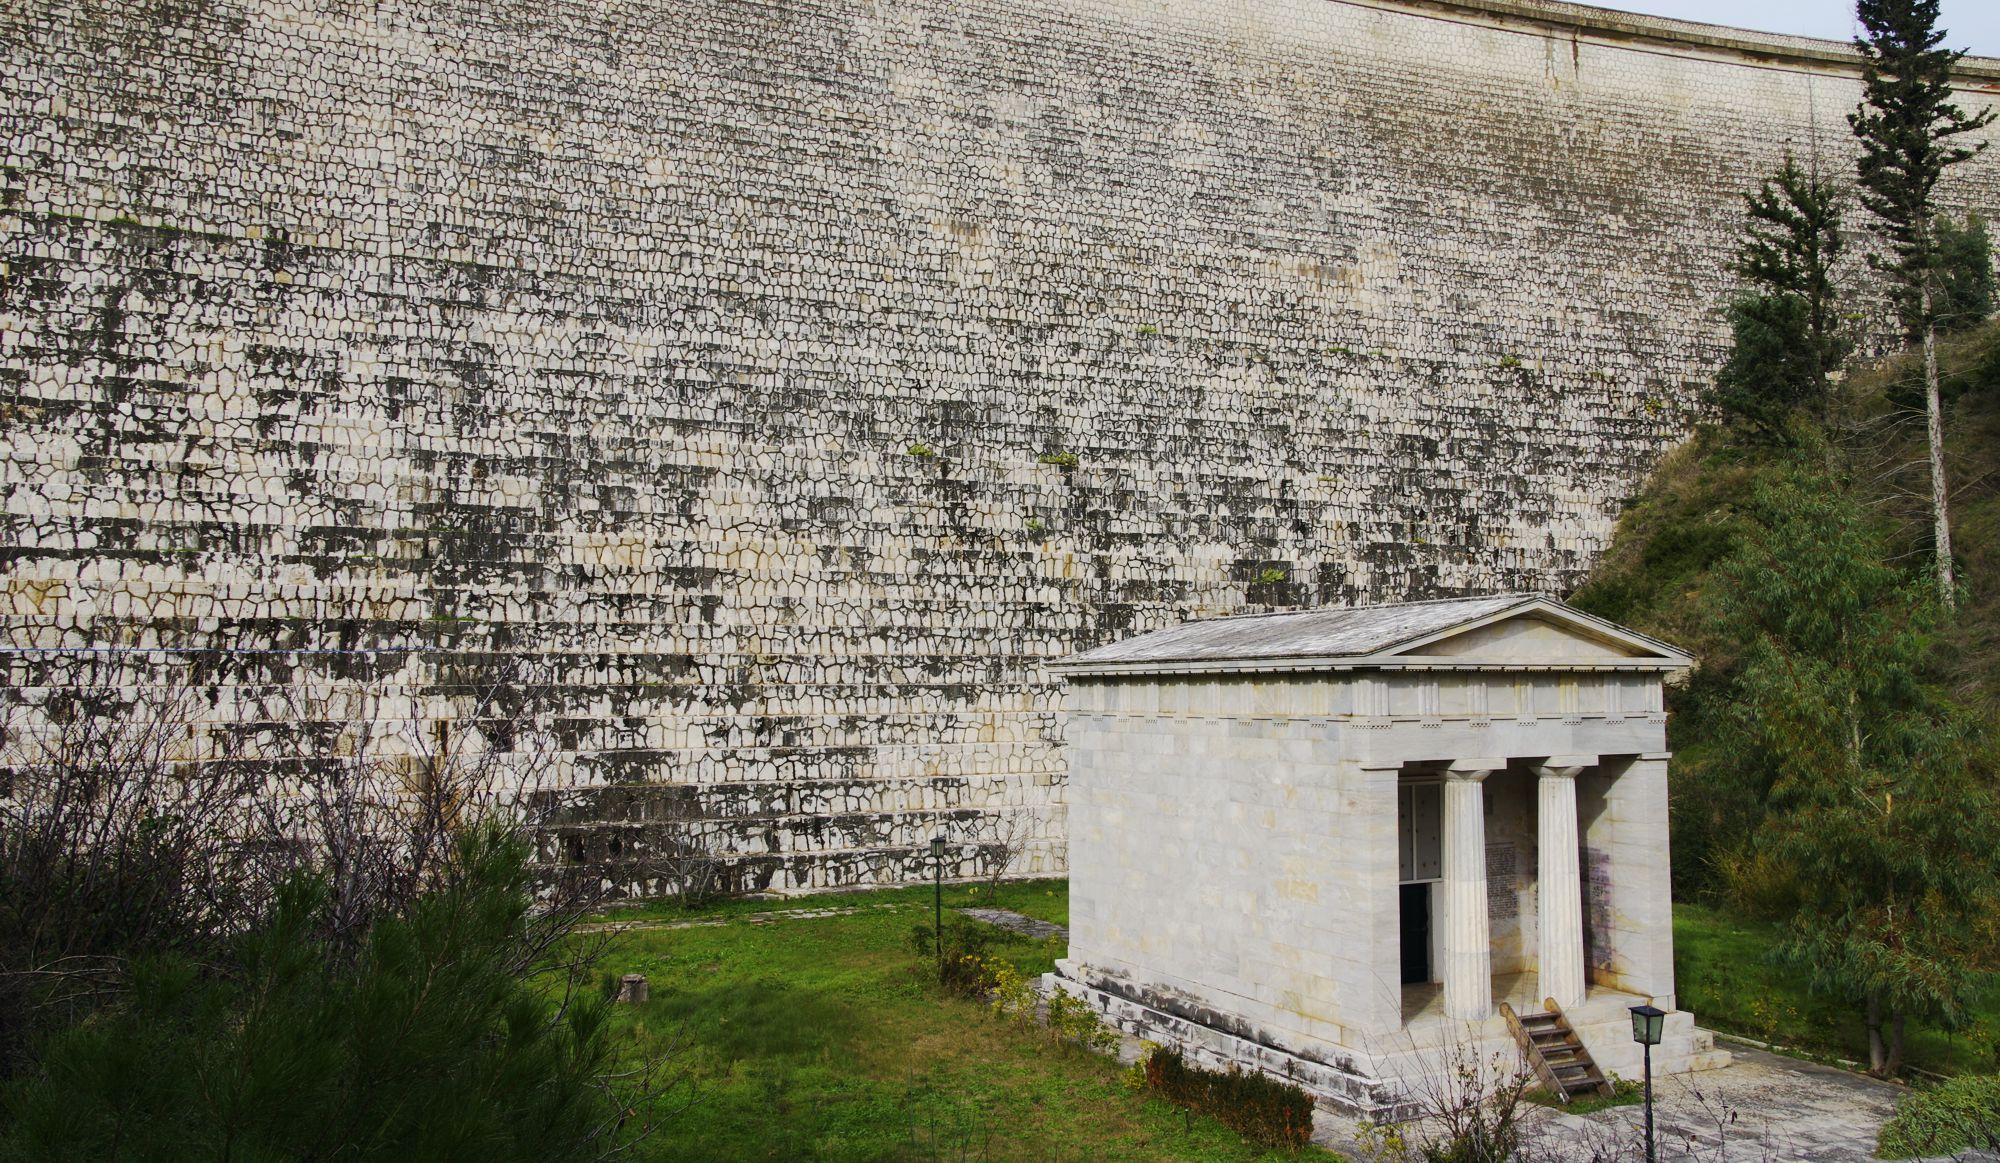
[
  {"xmin": 1676, "ymin": 904, "xmax": 2000, "ymax": 1076},
  {"xmin": 595, "ymin": 880, "xmax": 1335, "ymax": 1162},
  {"xmin": 1928, "ymin": 326, "xmax": 2000, "ymax": 700}
]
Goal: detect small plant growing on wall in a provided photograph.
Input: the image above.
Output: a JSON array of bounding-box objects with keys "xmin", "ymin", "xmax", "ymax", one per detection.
[
  {"xmin": 1253, "ymin": 567, "xmax": 1288, "ymax": 586},
  {"xmin": 1497, "ymin": 354, "xmax": 1523, "ymax": 370},
  {"xmin": 1037, "ymin": 450, "xmax": 1079, "ymax": 470},
  {"xmin": 1023, "ymin": 516, "xmax": 1047, "ymax": 536},
  {"xmin": 907, "ymin": 443, "xmax": 935, "ymax": 458},
  {"xmin": 1135, "ymin": 324, "xmax": 1160, "ymax": 336}
]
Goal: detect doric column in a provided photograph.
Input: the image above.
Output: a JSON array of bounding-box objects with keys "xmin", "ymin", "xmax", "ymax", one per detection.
[
  {"xmin": 1534, "ymin": 756, "xmax": 1594, "ymax": 1010},
  {"xmin": 1442, "ymin": 759, "xmax": 1503, "ymax": 1021}
]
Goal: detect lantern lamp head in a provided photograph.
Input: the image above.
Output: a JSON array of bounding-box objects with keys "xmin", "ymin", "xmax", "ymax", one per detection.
[
  {"xmin": 930, "ymin": 835, "xmax": 945, "ymax": 859},
  {"xmin": 1629, "ymin": 1003, "xmax": 1666, "ymax": 1046}
]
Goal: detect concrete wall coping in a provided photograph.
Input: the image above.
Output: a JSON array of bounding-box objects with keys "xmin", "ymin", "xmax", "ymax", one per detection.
[{"xmin": 1348, "ymin": 0, "xmax": 2000, "ymax": 82}]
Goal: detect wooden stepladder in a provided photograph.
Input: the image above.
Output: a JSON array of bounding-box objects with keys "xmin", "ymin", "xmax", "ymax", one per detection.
[{"xmin": 1500, "ymin": 997, "xmax": 1614, "ymax": 1103}]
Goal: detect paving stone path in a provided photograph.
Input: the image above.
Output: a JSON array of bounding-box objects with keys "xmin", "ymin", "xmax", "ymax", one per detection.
[
  {"xmin": 1558, "ymin": 1044, "xmax": 1904, "ymax": 1161},
  {"xmin": 955, "ymin": 908, "xmax": 1069, "ymax": 942},
  {"xmin": 1319, "ymin": 1043, "xmax": 1927, "ymax": 1162},
  {"xmin": 575, "ymin": 902, "xmax": 911, "ymax": 934}
]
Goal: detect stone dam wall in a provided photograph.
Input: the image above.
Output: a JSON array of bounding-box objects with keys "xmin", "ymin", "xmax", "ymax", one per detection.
[{"xmin": 2, "ymin": 0, "xmax": 1997, "ymax": 894}]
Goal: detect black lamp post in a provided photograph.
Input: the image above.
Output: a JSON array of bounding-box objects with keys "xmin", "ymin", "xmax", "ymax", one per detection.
[
  {"xmin": 930, "ymin": 834, "xmax": 946, "ymax": 983},
  {"xmin": 1629, "ymin": 1003, "xmax": 1665, "ymax": 1163}
]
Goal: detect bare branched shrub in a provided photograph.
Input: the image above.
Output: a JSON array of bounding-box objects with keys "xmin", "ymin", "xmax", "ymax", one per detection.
[
  {"xmin": 634, "ymin": 786, "xmax": 724, "ymax": 908},
  {"xmin": 0, "ymin": 682, "xmax": 268, "ymax": 1072},
  {"xmin": 975, "ymin": 808, "xmax": 1031, "ymax": 904},
  {"xmin": 1356, "ymin": 1041, "xmax": 1649, "ymax": 1163},
  {"xmin": 247, "ymin": 674, "xmax": 589, "ymax": 960},
  {"xmin": 1410, "ymin": 1047, "xmax": 1538, "ymax": 1163},
  {"xmin": 0, "ymin": 661, "xmax": 600, "ymax": 1072}
]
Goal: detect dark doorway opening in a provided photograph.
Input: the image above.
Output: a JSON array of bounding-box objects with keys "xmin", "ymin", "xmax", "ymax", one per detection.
[{"xmin": 1399, "ymin": 883, "xmax": 1431, "ymax": 985}]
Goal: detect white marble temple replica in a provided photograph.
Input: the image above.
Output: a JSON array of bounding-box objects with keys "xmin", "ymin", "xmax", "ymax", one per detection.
[{"xmin": 1047, "ymin": 594, "xmax": 1729, "ymax": 1117}]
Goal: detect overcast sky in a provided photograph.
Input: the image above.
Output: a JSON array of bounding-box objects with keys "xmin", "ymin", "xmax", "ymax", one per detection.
[{"xmin": 1600, "ymin": 1, "xmax": 1998, "ymax": 57}]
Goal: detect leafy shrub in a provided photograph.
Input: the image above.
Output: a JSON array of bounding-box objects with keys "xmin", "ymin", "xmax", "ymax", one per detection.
[
  {"xmin": 1122, "ymin": 1039, "xmax": 1162, "ymax": 1091},
  {"xmin": 987, "ymin": 957, "xmax": 1038, "ymax": 1027},
  {"xmin": 0, "ymin": 826, "xmax": 647, "ymax": 1161},
  {"xmin": 1877, "ymin": 1073, "xmax": 2000, "ymax": 1158},
  {"xmin": 1141, "ymin": 1045, "xmax": 1315, "ymax": 1150},
  {"xmin": 1045, "ymin": 987, "xmax": 1118, "ymax": 1054},
  {"xmin": 908, "ymin": 916, "xmax": 1002, "ymax": 998}
]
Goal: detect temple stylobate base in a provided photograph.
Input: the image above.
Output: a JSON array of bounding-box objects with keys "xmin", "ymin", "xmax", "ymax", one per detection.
[{"xmin": 1043, "ymin": 966, "xmax": 1729, "ymax": 1121}]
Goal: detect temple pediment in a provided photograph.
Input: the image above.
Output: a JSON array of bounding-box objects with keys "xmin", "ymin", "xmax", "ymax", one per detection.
[
  {"xmin": 1384, "ymin": 607, "xmax": 1683, "ymax": 669},
  {"xmin": 1052, "ymin": 594, "xmax": 1690, "ymax": 676}
]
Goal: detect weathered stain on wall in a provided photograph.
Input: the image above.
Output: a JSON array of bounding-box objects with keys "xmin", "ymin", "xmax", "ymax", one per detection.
[{"xmin": 1, "ymin": 0, "xmax": 1996, "ymax": 893}]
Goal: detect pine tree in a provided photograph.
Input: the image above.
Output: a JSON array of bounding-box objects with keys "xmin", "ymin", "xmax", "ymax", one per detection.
[
  {"xmin": 1710, "ymin": 156, "xmax": 1850, "ymax": 440},
  {"xmin": 1849, "ymin": 0, "xmax": 1996, "ymax": 608},
  {"xmin": 0, "ymin": 827, "xmax": 648, "ymax": 1159}
]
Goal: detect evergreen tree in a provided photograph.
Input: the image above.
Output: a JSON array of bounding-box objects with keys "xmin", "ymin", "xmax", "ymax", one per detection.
[
  {"xmin": 1849, "ymin": 0, "xmax": 1995, "ymax": 607},
  {"xmin": 1710, "ymin": 156, "xmax": 1850, "ymax": 440},
  {"xmin": 0, "ymin": 827, "xmax": 651, "ymax": 1160},
  {"xmin": 1720, "ymin": 467, "xmax": 2000, "ymax": 1076},
  {"xmin": 1934, "ymin": 212, "xmax": 1995, "ymax": 334}
]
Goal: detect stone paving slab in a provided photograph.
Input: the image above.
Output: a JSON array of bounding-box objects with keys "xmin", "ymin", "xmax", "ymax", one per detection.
[
  {"xmin": 575, "ymin": 901, "xmax": 914, "ymax": 934},
  {"xmin": 1315, "ymin": 1045, "xmax": 1919, "ymax": 1162},
  {"xmin": 1558, "ymin": 1045, "xmax": 1903, "ymax": 1162},
  {"xmin": 576, "ymin": 901, "xmax": 1064, "ymax": 939},
  {"xmin": 956, "ymin": 907, "xmax": 1069, "ymax": 942}
]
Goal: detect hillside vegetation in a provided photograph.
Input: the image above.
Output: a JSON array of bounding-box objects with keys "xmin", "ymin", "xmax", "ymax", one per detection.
[
  {"xmin": 1568, "ymin": 320, "xmax": 2000, "ymax": 1086},
  {"xmin": 1572, "ymin": 319, "xmax": 2000, "ymax": 897}
]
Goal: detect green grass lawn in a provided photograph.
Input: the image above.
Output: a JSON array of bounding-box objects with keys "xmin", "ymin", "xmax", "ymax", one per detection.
[
  {"xmin": 595, "ymin": 878, "xmax": 1071, "ymax": 930},
  {"xmin": 593, "ymin": 879, "xmax": 1334, "ymax": 1161},
  {"xmin": 591, "ymin": 884, "xmax": 1999, "ymax": 1158},
  {"xmin": 1675, "ymin": 901, "xmax": 2000, "ymax": 1076}
]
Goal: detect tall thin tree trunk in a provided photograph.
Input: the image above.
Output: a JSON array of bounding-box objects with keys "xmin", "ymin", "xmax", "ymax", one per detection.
[
  {"xmin": 1921, "ymin": 278, "xmax": 1956, "ymax": 608},
  {"xmin": 1886, "ymin": 1009, "xmax": 1907, "ymax": 1077},
  {"xmin": 1866, "ymin": 989, "xmax": 1888, "ymax": 1075}
]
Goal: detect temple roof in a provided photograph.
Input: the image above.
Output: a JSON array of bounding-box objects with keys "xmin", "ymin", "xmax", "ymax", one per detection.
[{"xmin": 1049, "ymin": 594, "xmax": 1692, "ymax": 676}]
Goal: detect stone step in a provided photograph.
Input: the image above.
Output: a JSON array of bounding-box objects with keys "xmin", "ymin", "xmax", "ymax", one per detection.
[{"xmin": 1686, "ymin": 1048, "xmax": 1735, "ymax": 1071}]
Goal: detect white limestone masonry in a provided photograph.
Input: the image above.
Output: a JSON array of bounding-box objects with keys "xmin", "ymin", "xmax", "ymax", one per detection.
[
  {"xmin": 1535, "ymin": 761, "xmax": 1586, "ymax": 1009},
  {"xmin": 0, "ymin": 0, "xmax": 1997, "ymax": 887},
  {"xmin": 1443, "ymin": 764, "xmax": 1497, "ymax": 1021}
]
